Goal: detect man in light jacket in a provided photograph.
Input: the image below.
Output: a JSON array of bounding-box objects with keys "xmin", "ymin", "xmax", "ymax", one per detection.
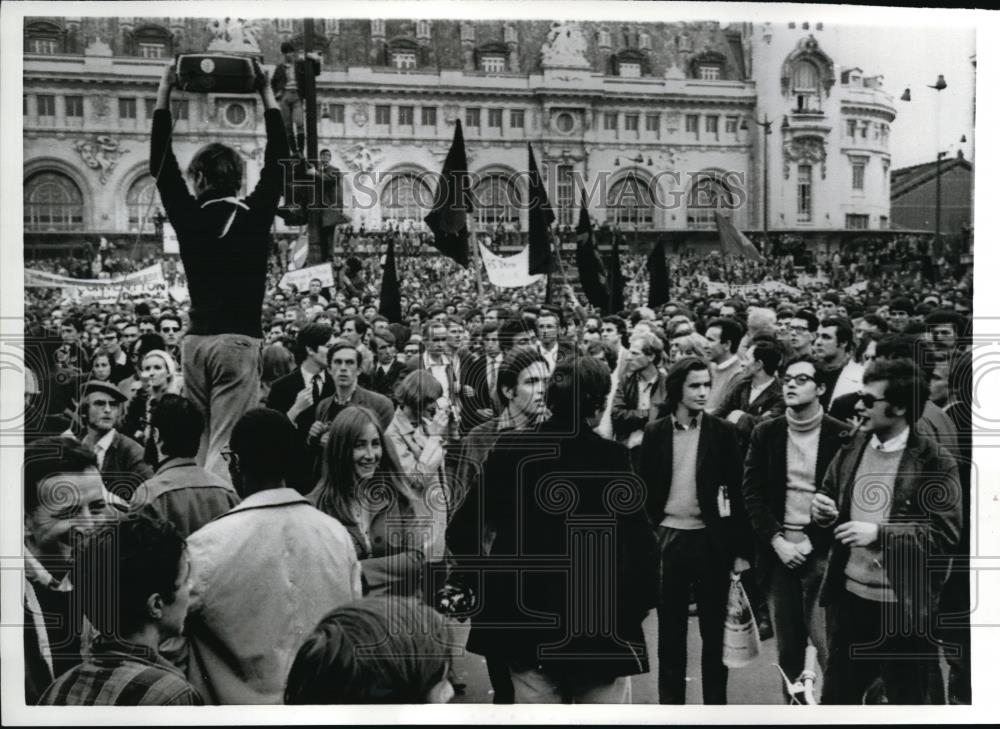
[{"xmin": 181, "ymin": 409, "xmax": 361, "ymax": 704}]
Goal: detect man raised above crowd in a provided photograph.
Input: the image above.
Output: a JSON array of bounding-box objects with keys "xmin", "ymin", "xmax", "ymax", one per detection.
[{"xmin": 150, "ymin": 60, "xmax": 289, "ymax": 482}]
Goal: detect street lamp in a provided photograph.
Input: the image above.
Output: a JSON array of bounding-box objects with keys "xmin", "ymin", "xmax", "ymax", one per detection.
[
  {"xmin": 741, "ymin": 114, "xmax": 787, "ymax": 251},
  {"xmin": 901, "ymin": 75, "xmax": 949, "ymax": 245}
]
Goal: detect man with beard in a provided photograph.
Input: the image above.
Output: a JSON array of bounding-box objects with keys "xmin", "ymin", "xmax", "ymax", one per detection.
[{"xmin": 74, "ymin": 381, "xmax": 153, "ymax": 501}]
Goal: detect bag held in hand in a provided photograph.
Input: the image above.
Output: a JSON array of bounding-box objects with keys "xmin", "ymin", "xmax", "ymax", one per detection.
[
  {"xmin": 175, "ymin": 54, "xmax": 257, "ymax": 94},
  {"xmin": 722, "ymin": 572, "xmax": 761, "ymax": 668}
]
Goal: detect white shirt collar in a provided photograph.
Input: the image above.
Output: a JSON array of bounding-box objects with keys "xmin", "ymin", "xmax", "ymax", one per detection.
[
  {"xmin": 716, "ymin": 354, "xmax": 740, "ymax": 371},
  {"xmin": 300, "ymin": 364, "xmax": 325, "ymax": 386},
  {"xmin": 750, "ymin": 377, "xmax": 775, "ymax": 397},
  {"xmin": 871, "ymin": 426, "xmax": 910, "ymax": 453}
]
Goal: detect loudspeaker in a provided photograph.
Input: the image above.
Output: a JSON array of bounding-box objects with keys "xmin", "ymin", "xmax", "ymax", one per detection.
[{"xmin": 175, "ymin": 54, "xmax": 257, "ymax": 94}]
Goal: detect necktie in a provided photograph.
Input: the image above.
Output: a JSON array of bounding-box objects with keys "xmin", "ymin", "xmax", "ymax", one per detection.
[
  {"xmin": 488, "ymin": 360, "xmax": 497, "ymax": 393},
  {"xmin": 312, "ymin": 373, "xmax": 322, "ymax": 405}
]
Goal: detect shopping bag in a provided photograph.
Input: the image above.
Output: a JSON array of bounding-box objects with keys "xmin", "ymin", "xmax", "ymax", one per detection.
[{"xmin": 722, "ymin": 572, "xmax": 761, "ymax": 668}]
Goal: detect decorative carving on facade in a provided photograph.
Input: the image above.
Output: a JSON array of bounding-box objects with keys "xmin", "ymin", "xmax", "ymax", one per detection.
[
  {"xmin": 540, "ymin": 21, "xmax": 589, "ymax": 69},
  {"xmin": 205, "ymin": 18, "xmax": 261, "ymax": 55},
  {"xmin": 780, "ymin": 35, "xmax": 836, "ymax": 97},
  {"xmin": 343, "ymin": 142, "xmax": 381, "ymax": 176},
  {"xmin": 92, "ymin": 95, "xmax": 110, "ymax": 117},
  {"xmin": 73, "ymin": 135, "xmax": 129, "ymax": 184},
  {"xmin": 783, "ymin": 136, "xmax": 827, "ymax": 180},
  {"xmin": 352, "ymin": 104, "xmax": 369, "ymax": 127}
]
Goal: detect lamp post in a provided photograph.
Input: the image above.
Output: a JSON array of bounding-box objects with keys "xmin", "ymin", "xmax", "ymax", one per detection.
[
  {"xmin": 741, "ymin": 114, "xmax": 789, "ymax": 253},
  {"xmin": 931, "ymin": 75, "xmax": 947, "ymax": 246}
]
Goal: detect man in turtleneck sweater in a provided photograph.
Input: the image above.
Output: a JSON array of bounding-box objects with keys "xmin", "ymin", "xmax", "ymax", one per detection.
[{"xmin": 741, "ymin": 355, "xmax": 850, "ymax": 699}]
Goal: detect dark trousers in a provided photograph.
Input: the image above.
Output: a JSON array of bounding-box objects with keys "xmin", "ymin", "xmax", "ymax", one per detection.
[
  {"xmin": 938, "ymin": 560, "xmax": 971, "ymax": 704},
  {"xmin": 656, "ymin": 526, "xmax": 730, "ymax": 704},
  {"xmin": 822, "ymin": 590, "xmax": 945, "ymax": 704},
  {"xmin": 767, "ymin": 555, "xmax": 828, "ymax": 697}
]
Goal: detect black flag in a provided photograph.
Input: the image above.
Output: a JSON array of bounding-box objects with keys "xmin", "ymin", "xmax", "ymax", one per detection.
[
  {"xmin": 378, "ymin": 237, "xmax": 402, "ymax": 323},
  {"xmin": 647, "ymin": 238, "xmax": 671, "ymax": 308},
  {"xmin": 576, "ymin": 197, "xmax": 610, "ymax": 312},
  {"xmin": 527, "ymin": 143, "xmax": 557, "ymax": 275},
  {"xmin": 424, "ymin": 120, "xmax": 472, "ymax": 267}
]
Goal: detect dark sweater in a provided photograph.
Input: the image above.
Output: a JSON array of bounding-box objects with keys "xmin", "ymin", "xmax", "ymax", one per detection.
[{"xmin": 150, "ymin": 108, "xmax": 289, "ymax": 338}]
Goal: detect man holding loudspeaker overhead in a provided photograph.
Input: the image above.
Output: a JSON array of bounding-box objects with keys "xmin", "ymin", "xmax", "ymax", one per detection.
[{"xmin": 149, "ymin": 58, "xmax": 290, "ymax": 483}]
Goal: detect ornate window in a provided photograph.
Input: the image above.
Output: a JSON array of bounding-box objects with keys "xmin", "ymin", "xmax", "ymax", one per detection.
[
  {"xmin": 381, "ymin": 173, "xmax": 432, "ymax": 223},
  {"xmin": 639, "ymin": 32, "xmax": 651, "ymax": 50},
  {"xmin": 849, "ymin": 155, "xmax": 867, "ymax": 191},
  {"xmin": 416, "ymin": 20, "xmax": 431, "ymax": 39},
  {"xmin": 24, "ymin": 171, "xmax": 84, "ymax": 231},
  {"xmin": 687, "ymin": 174, "xmax": 734, "ymax": 229},
  {"xmin": 611, "ymin": 50, "xmax": 647, "ymax": 78},
  {"xmin": 597, "ymin": 28, "xmax": 611, "ymax": 48},
  {"xmin": 375, "ymin": 105, "xmax": 391, "ymax": 125},
  {"xmin": 392, "ymin": 51, "xmax": 417, "ymax": 69},
  {"xmin": 504, "ymin": 24, "xmax": 518, "ymax": 44},
  {"xmin": 421, "ymin": 107, "xmax": 437, "ymax": 126},
  {"xmin": 25, "ymin": 21, "xmax": 63, "ymax": 55},
  {"xmin": 398, "ymin": 106, "xmax": 414, "ymax": 126},
  {"xmin": 797, "ymin": 165, "xmax": 813, "ymax": 222},
  {"xmin": 128, "ymin": 24, "xmax": 174, "ymax": 58},
  {"xmin": 609, "ymin": 174, "xmax": 654, "ymax": 228},
  {"xmin": 65, "ymin": 96, "xmax": 84, "ymax": 118},
  {"xmin": 460, "ymin": 21, "xmax": 475, "ymax": 43},
  {"xmin": 510, "ymin": 109, "xmax": 524, "ymax": 128},
  {"xmin": 474, "ymin": 174, "xmax": 520, "ymax": 226},
  {"xmin": 126, "ymin": 175, "xmax": 162, "ymax": 232},
  {"xmin": 480, "ymin": 55, "xmax": 506, "ymax": 73},
  {"xmin": 781, "ymin": 36, "xmax": 835, "ymax": 105},
  {"xmin": 690, "ymin": 51, "xmax": 727, "ymax": 81},
  {"xmin": 371, "ymin": 19, "xmax": 385, "ymax": 37}
]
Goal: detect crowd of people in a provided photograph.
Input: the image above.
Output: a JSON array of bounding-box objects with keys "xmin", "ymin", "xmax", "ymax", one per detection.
[{"xmin": 19, "ymin": 60, "xmax": 974, "ymax": 708}]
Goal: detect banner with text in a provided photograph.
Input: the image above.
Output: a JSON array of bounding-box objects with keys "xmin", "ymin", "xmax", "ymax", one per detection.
[
  {"xmin": 25, "ymin": 264, "xmax": 168, "ymax": 300},
  {"xmin": 279, "ymin": 262, "xmax": 336, "ymax": 292},
  {"xmin": 479, "ymin": 243, "xmax": 545, "ymax": 288}
]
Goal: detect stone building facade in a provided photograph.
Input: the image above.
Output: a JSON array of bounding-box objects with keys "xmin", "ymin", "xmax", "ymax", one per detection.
[{"xmin": 22, "ymin": 16, "xmax": 897, "ymax": 253}]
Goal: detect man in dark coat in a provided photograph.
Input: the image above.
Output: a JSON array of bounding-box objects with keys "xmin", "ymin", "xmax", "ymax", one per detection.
[
  {"xmin": 638, "ymin": 356, "xmax": 753, "ymax": 705},
  {"xmin": 811, "ymin": 358, "xmax": 961, "ymax": 704},
  {"xmin": 742, "ymin": 355, "xmax": 850, "ymax": 698},
  {"xmin": 454, "ymin": 357, "xmax": 659, "ymax": 703}
]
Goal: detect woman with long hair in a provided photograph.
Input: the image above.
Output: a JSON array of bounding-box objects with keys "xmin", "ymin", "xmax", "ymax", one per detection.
[
  {"xmin": 88, "ymin": 352, "xmax": 113, "ymax": 383},
  {"xmin": 308, "ymin": 406, "xmax": 427, "ymax": 597}
]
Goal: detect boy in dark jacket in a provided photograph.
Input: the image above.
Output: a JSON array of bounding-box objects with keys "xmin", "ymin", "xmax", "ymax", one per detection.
[{"xmin": 150, "ymin": 61, "xmax": 289, "ymax": 482}]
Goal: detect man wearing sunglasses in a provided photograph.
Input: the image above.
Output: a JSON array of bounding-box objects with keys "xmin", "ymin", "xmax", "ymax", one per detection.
[
  {"xmin": 811, "ymin": 358, "xmax": 961, "ymax": 704},
  {"xmin": 741, "ymin": 355, "xmax": 851, "ymax": 700}
]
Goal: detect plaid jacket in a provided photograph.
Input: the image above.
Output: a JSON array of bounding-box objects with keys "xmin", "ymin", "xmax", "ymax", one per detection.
[{"xmin": 37, "ymin": 639, "xmax": 202, "ymax": 706}]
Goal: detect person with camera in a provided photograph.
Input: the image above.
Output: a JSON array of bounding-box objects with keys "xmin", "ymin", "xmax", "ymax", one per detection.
[{"xmin": 150, "ymin": 60, "xmax": 289, "ymax": 483}]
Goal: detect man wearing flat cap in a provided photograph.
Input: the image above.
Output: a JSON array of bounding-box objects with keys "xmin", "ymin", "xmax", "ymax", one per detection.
[{"xmin": 71, "ymin": 381, "xmax": 153, "ymax": 502}]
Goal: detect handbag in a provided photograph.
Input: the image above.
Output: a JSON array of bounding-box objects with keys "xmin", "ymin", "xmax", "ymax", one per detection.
[{"xmin": 722, "ymin": 572, "xmax": 761, "ymax": 668}]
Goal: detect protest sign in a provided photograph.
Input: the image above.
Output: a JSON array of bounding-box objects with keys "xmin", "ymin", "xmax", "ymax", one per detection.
[
  {"xmin": 279, "ymin": 262, "xmax": 335, "ymax": 292},
  {"xmin": 479, "ymin": 244, "xmax": 545, "ymax": 288}
]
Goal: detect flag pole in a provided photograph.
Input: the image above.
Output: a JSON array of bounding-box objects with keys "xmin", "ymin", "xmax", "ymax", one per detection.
[{"xmin": 468, "ymin": 214, "xmax": 484, "ymax": 302}]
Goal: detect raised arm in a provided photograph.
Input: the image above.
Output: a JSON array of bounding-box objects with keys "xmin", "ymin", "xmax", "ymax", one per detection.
[
  {"xmin": 245, "ymin": 61, "xmax": 291, "ymax": 211},
  {"xmin": 150, "ymin": 63, "xmax": 197, "ymax": 226}
]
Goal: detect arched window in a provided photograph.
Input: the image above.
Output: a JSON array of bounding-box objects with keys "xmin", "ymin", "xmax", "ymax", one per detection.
[
  {"xmin": 381, "ymin": 173, "xmax": 432, "ymax": 225},
  {"xmin": 131, "ymin": 24, "xmax": 174, "ymax": 58},
  {"xmin": 24, "ymin": 172, "xmax": 84, "ymax": 231},
  {"xmin": 608, "ymin": 175, "xmax": 654, "ymax": 228},
  {"xmin": 792, "ymin": 60, "xmax": 820, "ymax": 91},
  {"xmin": 25, "ymin": 21, "xmax": 63, "ymax": 55},
  {"xmin": 126, "ymin": 175, "xmax": 162, "ymax": 232},
  {"xmin": 687, "ymin": 174, "xmax": 735, "ymax": 229},
  {"xmin": 474, "ymin": 174, "xmax": 520, "ymax": 226}
]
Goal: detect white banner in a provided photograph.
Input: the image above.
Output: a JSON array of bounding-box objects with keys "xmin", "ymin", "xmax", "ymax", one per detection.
[
  {"xmin": 478, "ymin": 243, "xmax": 545, "ymax": 289},
  {"xmin": 25, "ymin": 264, "xmax": 167, "ymax": 299},
  {"xmin": 279, "ymin": 262, "xmax": 335, "ymax": 292}
]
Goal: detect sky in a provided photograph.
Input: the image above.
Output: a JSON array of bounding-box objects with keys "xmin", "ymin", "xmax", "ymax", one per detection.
[{"xmin": 834, "ymin": 24, "xmax": 976, "ymax": 170}]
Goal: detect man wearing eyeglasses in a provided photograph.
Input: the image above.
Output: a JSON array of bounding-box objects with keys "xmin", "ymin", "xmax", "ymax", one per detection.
[
  {"xmin": 811, "ymin": 358, "xmax": 961, "ymax": 704},
  {"xmin": 787, "ymin": 309, "xmax": 819, "ymax": 359},
  {"xmin": 742, "ymin": 355, "xmax": 850, "ymax": 700}
]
